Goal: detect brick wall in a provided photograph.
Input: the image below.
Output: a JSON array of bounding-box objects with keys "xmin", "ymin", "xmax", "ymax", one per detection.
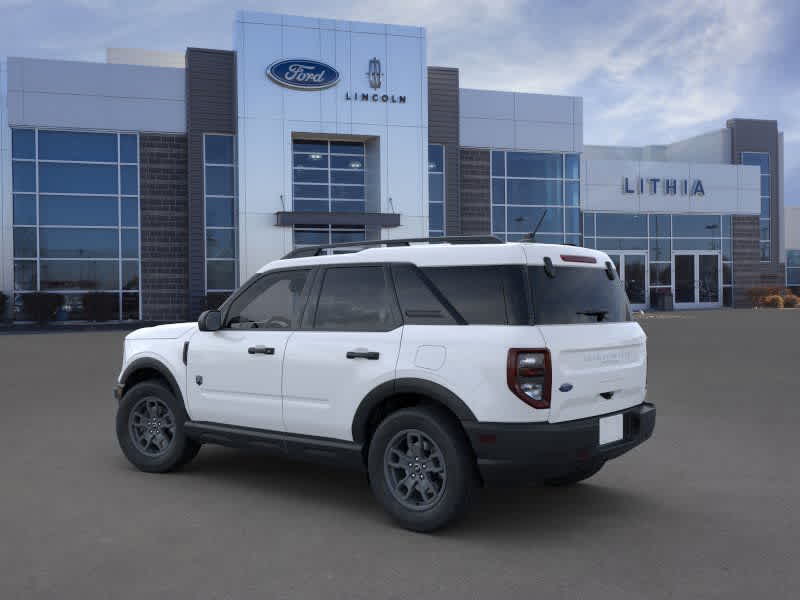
[
  {"xmin": 428, "ymin": 67, "xmax": 461, "ymax": 234},
  {"xmin": 732, "ymin": 215, "xmax": 787, "ymax": 307},
  {"xmin": 459, "ymin": 149, "xmax": 491, "ymax": 235},
  {"xmin": 139, "ymin": 134, "xmax": 189, "ymax": 322}
]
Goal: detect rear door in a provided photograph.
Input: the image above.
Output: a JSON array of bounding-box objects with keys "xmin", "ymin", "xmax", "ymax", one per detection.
[
  {"xmin": 282, "ymin": 264, "xmax": 403, "ymax": 441},
  {"xmin": 527, "ymin": 260, "xmax": 647, "ymax": 423}
]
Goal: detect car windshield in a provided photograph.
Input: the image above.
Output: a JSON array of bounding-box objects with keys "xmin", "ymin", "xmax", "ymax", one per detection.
[{"xmin": 528, "ymin": 265, "xmax": 631, "ymax": 325}]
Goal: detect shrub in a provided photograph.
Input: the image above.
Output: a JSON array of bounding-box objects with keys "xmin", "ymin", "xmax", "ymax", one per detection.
[
  {"xmin": 782, "ymin": 294, "xmax": 799, "ymax": 308},
  {"xmin": 22, "ymin": 293, "xmax": 64, "ymax": 324},
  {"xmin": 0, "ymin": 291, "xmax": 7, "ymax": 322},
  {"xmin": 83, "ymin": 292, "xmax": 118, "ymax": 322},
  {"xmin": 762, "ymin": 295, "xmax": 784, "ymax": 309}
]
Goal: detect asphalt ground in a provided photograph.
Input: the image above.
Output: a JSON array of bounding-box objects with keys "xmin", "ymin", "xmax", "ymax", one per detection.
[{"xmin": 1, "ymin": 308, "xmax": 799, "ymax": 599}]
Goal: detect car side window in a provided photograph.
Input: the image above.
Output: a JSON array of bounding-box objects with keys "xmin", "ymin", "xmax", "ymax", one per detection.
[
  {"xmin": 225, "ymin": 269, "xmax": 310, "ymax": 330},
  {"xmin": 313, "ymin": 266, "xmax": 398, "ymax": 331},
  {"xmin": 391, "ymin": 263, "xmax": 457, "ymax": 325}
]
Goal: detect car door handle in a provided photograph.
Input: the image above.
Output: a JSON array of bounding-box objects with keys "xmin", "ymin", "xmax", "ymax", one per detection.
[
  {"xmin": 346, "ymin": 350, "xmax": 380, "ymax": 360},
  {"xmin": 248, "ymin": 346, "xmax": 275, "ymax": 355}
]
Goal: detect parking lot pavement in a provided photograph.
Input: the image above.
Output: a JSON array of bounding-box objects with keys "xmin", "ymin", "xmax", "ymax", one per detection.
[{"xmin": 1, "ymin": 309, "xmax": 799, "ymax": 599}]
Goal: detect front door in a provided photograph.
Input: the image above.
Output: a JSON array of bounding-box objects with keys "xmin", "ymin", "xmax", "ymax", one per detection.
[
  {"xmin": 186, "ymin": 268, "xmax": 313, "ymax": 431},
  {"xmin": 607, "ymin": 253, "xmax": 648, "ymax": 310},
  {"xmin": 672, "ymin": 252, "xmax": 721, "ymax": 309}
]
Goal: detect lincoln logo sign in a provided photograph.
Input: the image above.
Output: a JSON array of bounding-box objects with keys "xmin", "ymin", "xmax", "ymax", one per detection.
[
  {"xmin": 623, "ymin": 177, "xmax": 705, "ymax": 196},
  {"xmin": 266, "ymin": 59, "xmax": 340, "ymax": 90}
]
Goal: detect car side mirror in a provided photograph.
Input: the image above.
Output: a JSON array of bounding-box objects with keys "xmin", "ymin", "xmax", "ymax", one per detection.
[{"xmin": 198, "ymin": 309, "xmax": 222, "ymax": 332}]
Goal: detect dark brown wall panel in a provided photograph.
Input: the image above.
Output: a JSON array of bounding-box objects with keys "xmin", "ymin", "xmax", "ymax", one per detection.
[
  {"xmin": 459, "ymin": 149, "xmax": 491, "ymax": 235},
  {"xmin": 428, "ymin": 67, "xmax": 461, "ymax": 234}
]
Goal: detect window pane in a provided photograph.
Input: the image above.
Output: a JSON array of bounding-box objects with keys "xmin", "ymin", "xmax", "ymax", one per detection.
[
  {"xmin": 40, "ymin": 195, "xmax": 118, "ymax": 226},
  {"xmin": 122, "ymin": 229, "xmax": 139, "ymax": 258},
  {"xmin": 39, "ymin": 163, "xmax": 118, "ymax": 194},
  {"xmin": 492, "ymin": 206, "xmax": 505, "ymax": 233},
  {"xmin": 761, "ymin": 197, "xmax": 770, "ymax": 218},
  {"xmin": 429, "ymin": 202, "xmax": 444, "ymax": 231},
  {"xmin": 787, "ymin": 251, "xmax": 800, "ymax": 268},
  {"xmin": 205, "ymin": 166, "xmax": 235, "ymax": 195},
  {"xmin": 596, "ymin": 213, "xmax": 647, "ymax": 237},
  {"xmin": 673, "ymin": 238, "xmax": 721, "ymax": 251},
  {"xmin": 227, "ymin": 270, "xmax": 310, "ymax": 329},
  {"xmin": 788, "ymin": 268, "xmax": 800, "ymax": 285},
  {"xmin": 565, "ymin": 154, "xmax": 580, "ymax": 179},
  {"xmin": 507, "ymin": 206, "xmax": 563, "ymax": 233},
  {"xmin": 741, "ymin": 152, "xmax": 769, "ymax": 174},
  {"xmin": 331, "ymin": 185, "xmax": 364, "ymax": 200},
  {"xmin": 760, "ymin": 242, "xmax": 770, "ymax": 261},
  {"xmin": 507, "ymin": 152, "xmax": 562, "ymax": 178},
  {"xmin": 723, "ymin": 263, "xmax": 732, "ymax": 285},
  {"xmin": 293, "ymin": 140, "xmax": 328, "ymax": 154},
  {"xmin": 294, "ymin": 229, "xmax": 329, "ymax": 245},
  {"xmin": 330, "ymin": 141, "xmax": 364, "ymax": 155},
  {"xmin": 40, "ymin": 260, "xmax": 119, "ymax": 290},
  {"xmin": 596, "ymin": 238, "xmax": 647, "ymax": 251},
  {"xmin": 330, "ymin": 155, "xmax": 363, "ymax": 169},
  {"xmin": 206, "ymin": 197, "xmax": 234, "ymax": 227},
  {"xmin": 650, "ymin": 263, "xmax": 671, "ymax": 286},
  {"xmin": 205, "ymin": 135, "xmax": 234, "ymax": 164},
  {"xmin": 293, "ymin": 168, "xmax": 329, "ymax": 183},
  {"xmin": 491, "ymin": 151, "xmax": 505, "ymax": 177},
  {"xmin": 14, "ymin": 261, "xmax": 37, "ymax": 291},
  {"xmin": 120, "ymin": 134, "xmax": 138, "ymax": 163},
  {"xmin": 723, "ymin": 287, "xmax": 732, "ymax": 307},
  {"xmin": 294, "ymin": 153, "xmax": 329, "ymax": 168},
  {"xmin": 40, "ymin": 228, "xmax": 118, "ymax": 258},
  {"xmin": 507, "ymin": 180, "xmax": 562, "ymax": 205},
  {"xmin": 760, "ymin": 175, "xmax": 770, "ymax": 196},
  {"xmin": 583, "ymin": 236, "xmax": 595, "ymax": 249},
  {"xmin": 331, "ymin": 200, "xmax": 365, "ymax": 213},
  {"xmin": 207, "ymin": 229, "xmax": 235, "ymax": 258},
  {"xmin": 207, "ymin": 260, "xmax": 236, "ymax": 290},
  {"xmin": 294, "ymin": 184, "xmax": 329, "ymax": 199},
  {"xmin": 121, "ymin": 198, "xmax": 139, "ymax": 227},
  {"xmin": 565, "ymin": 207, "xmax": 580, "ymax": 233},
  {"xmin": 331, "ymin": 228, "xmax": 365, "ymax": 243},
  {"xmin": 428, "ymin": 144, "xmax": 444, "ymax": 172},
  {"xmin": 649, "ymin": 214, "xmax": 671, "ymax": 237},
  {"xmin": 12, "ymin": 161, "xmax": 36, "ymax": 192},
  {"xmin": 315, "ymin": 267, "xmax": 395, "ymax": 331},
  {"xmin": 122, "ymin": 261, "xmax": 139, "ymax": 290},
  {"xmin": 121, "ymin": 165, "xmax": 138, "ymax": 195},
  {"xmin": 759, "ymin": 219, "xmax": 770, "ymax": 241},
  {"xmin": 13, "ymin": 194, "xmax": 36, "ymax": 225},
  {"xmin": 429, "ymin": 173, "xmax": 444, "ymax": 204},
  {"xmin": 122, "ymin": 293, "xmax": 139, "ymax": 320},
  {"xmin": 649, "ymin": 238, "xmax": 671, "ymax": 261},
  {"xmin": 565, "ymin": 181, "xmax": 579, "ymax": 206},
  {"xmin": 721, "ymin": 215, "xmax": 732, "ymax": 237},
  {"xmin": 294, "ymin": 199, "xmax": 328, "ymax": 212},
  {"xmin": 492, "ymin": 179, "xmax": 505, "ymax": 205},
  {"xmin": 12, "ymin": 129, "xmax": 35, "ymax": 159},
  {"xmin": 583, "ymin": 213, "xmax": 595, "ymax": 236},
  {"xmin": 331, "ymin": 170, "xmax": 364, "ymax": 185},
  {"xmin": 392, "ymin": 264, "xmax": 455, "ymax": 325},
  {"xmin": 13, "ymin": 227, "xmax": 37, "ymax": 258},
  {"xmin": 38, "ymin": 131, "xmax": 118, "ymax": 162},
  {"xmin": 722, "ymin": 238, "xmax": 732, "ymax": 261}
]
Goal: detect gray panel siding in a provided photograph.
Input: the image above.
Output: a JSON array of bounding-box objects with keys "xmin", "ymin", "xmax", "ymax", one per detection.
[
  {"xmin": 459, "ymin": 148, "xmax": 491, "ymax": 235},
  {"xmin": 139, "ymin": 134, "xmax": 189, "ymax": 321},
  {"xmin": 428, "ymin": 67, "xmax": 461, "ymax": 235},
  {"xmin": 186, "ymin": 48, "xmax": 237, "ymax": 319}
]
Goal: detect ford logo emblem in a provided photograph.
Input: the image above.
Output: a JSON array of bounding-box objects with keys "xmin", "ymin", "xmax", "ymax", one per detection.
[{"xmin": 266, "ymin": 59, "xmax": 340, "ymax": 90}]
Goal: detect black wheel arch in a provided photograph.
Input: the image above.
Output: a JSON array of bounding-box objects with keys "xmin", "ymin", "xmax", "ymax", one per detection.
[
  {"xmin": 352, "ymin": 378, "xmax": 477, "ymax": 445},
  {"xmin": 119, "ymin": 357, "xmax": 184, "ymax": 406}
]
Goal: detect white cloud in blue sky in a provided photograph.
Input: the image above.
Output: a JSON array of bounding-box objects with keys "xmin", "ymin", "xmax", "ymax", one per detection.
[{"xmin": 1, "ymin": 0, "xmax": 798, "ymax": 203}]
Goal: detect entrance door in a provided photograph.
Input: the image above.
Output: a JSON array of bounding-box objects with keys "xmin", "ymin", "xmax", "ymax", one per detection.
[
  {"xmin": 672, "ymin": 252, "xmax": 721, "ymax": 309},
  {"xmin": 607, "ymin": 253, "xmax": 648, "ymax": 310}
]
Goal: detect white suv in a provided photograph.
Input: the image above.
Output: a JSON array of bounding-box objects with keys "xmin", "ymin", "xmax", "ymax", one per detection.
[{"xmin": 114, "ymin": 236, "xmax": 655, "ymax": 532}]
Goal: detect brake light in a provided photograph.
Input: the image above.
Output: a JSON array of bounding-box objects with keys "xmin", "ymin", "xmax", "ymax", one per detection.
[
  {"xmin": 560, "ymin": 254, "xmax": 596, "ymax": 264},
  {"xmin": 507, "ymin": 349, "xmax": 551, "ymax": 409}
]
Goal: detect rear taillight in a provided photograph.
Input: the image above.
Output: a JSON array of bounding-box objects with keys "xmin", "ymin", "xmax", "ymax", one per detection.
[{"xmin": 507, "ymin": 349, "xmax": 551, "ymax": 409}]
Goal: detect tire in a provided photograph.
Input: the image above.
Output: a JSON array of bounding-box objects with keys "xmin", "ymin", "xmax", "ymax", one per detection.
[
  {"xmin": 543, "ymin": 461, "xmax": 604, "ymax": 486},
  {"xmin": 116, "ymin": 380, "xmax": 201, "ymax": 473},
  {"xmin": 368, "ymin": 406, "xmax": 477, "ymax": 532}
]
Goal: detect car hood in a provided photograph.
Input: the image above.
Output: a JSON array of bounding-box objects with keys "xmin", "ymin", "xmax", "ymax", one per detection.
[{"xmin": 126, "ymin": 322, "xmax": 197, "ymax": 340}]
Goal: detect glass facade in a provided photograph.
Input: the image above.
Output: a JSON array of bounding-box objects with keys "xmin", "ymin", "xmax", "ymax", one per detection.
[
  {"xmin": 204, "ymin": 134, "xmax": 238, "ymax": 293},
  {"xmin": 742, "ymin": 152, "xmax": 770, "ymax": 261},
  {"xmin": 428, "ymin": 144, "xmax": 444, "ymax": 236},
  {"xmin": 11, "ymin": 128, "xmax": 141, "ymax": 320},
  {"xmin": 291, "ymin": 139, "xmax": 366, "ymax": 250},
  {"xmin": 788, "ymin": 250, "xmax": 800, "ymax": 288},
  {"xmin": 584, "ymin": 213, "xmax": 734, "ymax": 307},
  {"xmin": 491, "ymin": 150, "xmax": 580, "ymax": 245}
]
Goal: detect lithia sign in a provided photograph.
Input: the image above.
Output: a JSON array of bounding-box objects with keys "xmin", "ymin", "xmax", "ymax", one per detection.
[
  {"xmin": 623, "ymin": 177, "xmax": 705, "ymax": 196},
  {"xmin": 267, "ymin": 57, "xmax": 406, "ymax": 103}
]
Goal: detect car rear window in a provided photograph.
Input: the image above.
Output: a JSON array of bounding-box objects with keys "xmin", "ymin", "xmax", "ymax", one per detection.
[{"xmin": 529, "ymin": 265, "xmax": 632, "ymax": 324}]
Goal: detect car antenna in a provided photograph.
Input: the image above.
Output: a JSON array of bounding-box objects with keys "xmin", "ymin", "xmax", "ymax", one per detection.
[{"xmin": 521, "ymin": 209, "xmax": 547, "ymax": 242}]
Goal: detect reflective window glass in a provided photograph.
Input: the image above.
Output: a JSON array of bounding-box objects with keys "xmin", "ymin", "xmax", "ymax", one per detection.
[
  {"xmin": 12, "ymin": 161, "xmax": 36, "ymax": 192},
  {"xmin": 206, "ymin": 197, "xmax": 234, "ymax": 227},
  {"xmin": 294, "ymin": 184, "xmax": 329, "ymax": 199},
  {"xmin": 429, "ymin": 203, "xmax": 444, "ymax": 231},
  {"xmin": 595, "ymin": 213, "xmax": 647, "ymax": 237},
  {"xmin": 507, "ymin": 180, "xmax": 562, "ymax": 205},
  {"xmin": 121, "ymin": 229, "xmax": 139, "ymax": 258},
  {"xmin": 205, "ymin": 166, "xmax": 235, "ymax": 195},
  {"xmin": 12, "ymin": 129, "xmax": 35, "ymax": 159},
  {"xmin": 40, "ymin": 195, "xmax": 118, "ymax": 226},
  {"xmin": 39, "ymin": 228, "xmax": 118, "ymax": 258},
  {"xmin": 760, "ymin": 175, "xmax": 770, "ymax": 197},
  {"xmin": 596, "ymin": 238, "xmax": 648, "ymax": 251},
  {"xmin": 331, "ymin": 228, "xmax": 365, "ymax": 243},
  {"xmin": 583, "ymin": 213, "xmax": 595, "ymax": 236},
  {"xmin": 565, "ymin": 154, "xmax": 580, "ymax": 180},
  {"xmin": 649, "ymin": 214, "xmax": 671, "ymax": 237},
  {"xmin": 331, "ymin": 185, "xmax": 364, "ymax": 200},
  {"xmin": 428, "ymin": 145, "xmax": 444, "ymax": 172},
  {"xmin": 507, "ymin": 152, "xmax": 562, "ymax": 178},
  {"xmin": 565, "ymin": 181, "xmax": 579, "ymax": 206},
  {"xmin": 331, "ymin": 200, "xmax": 365, "ymax": 212},
  {"xmin": 760, "ymin": 242, "xmax": 770, "ymax": 261},
  {"xmin": 14, "ymin": 261, "xmax": 37, "ymax": 291},
  {"xmin": 330, "ymin": 141, "xmax": 364, "ymax": 155},
  {"xmin": 331, "ymin": 170, "xmax": 364, "ymax": 185},
  {"xmin": 741, "ymin": 152, "xmax": 769, "ymax": 174},
  {"xmin": 721, "ymin": 215, "xmax": 732, "ymax": 237},
  {"xmin": 787, "ymin": 251, "xmax": 800, "ymax": 268},
  {"xmin": 759, "ymin": 219, "xmax": 770, "ymax": 241},
  {"xmin": 429, "ymin": 173, "xmax": 444, "ymax": 204},
  {"xmin": 121, "ymin": 165, "xmax": 138, "ymax": 195},
  {"xmin": 293, "ymin": 140, "xmax": 328, "ymax": 154},
  {"xmin": 565, "ymin": 207, "xmax": 580, "ymax": 234},
  {"xmin": 120, "ymin": 135, "xmax": 138, "ymax": 163},
  {"xmin": 39, "ymin": 163, "xmax": 118, "ymax": 194},
  {"xmin": 650, "ymin": 263, "xmax": 671, "ymax": 286},
  {"xmin": 507, "ymin": 206, "xmax": 563, "ymax": 233},
  {"xmin": 121, "ymin": 198, "xmax": 139, "ymax": 227},
  {"xmin": 207, "ymin": 260, "xmax": 236, "ymax": 290},
  {"xmin": 294, "ymin": 200, "xmax": 328, "ymax": 212},
  {"xmin": 13, "ymin": 194, "xmax": 36, "ymax": 225},
  {"xmin": 206, "ymin": 229, "xmax": 236, "ymax": 259},
  {"xmin": 673, "ymin": 238, "xmax": 721, "ymax": 251},
  {"xmin": 761, "ymin": 197, "xmax": 770, "ymax": 219},
  {"xmin": 331, "ymin": 155, "xmax": 363, "ymax": 170},
  {"xmin": 294, "ymin": 153, "xmax": 329, "ymax": 168},
  {"xmin": 40, "ymin": 260, "xmax": 119, "ymax": 290},
  {"xmin": 122, "ymin": 293, "xmax": 140, "ymax": 320},
  {"xmin": 649, "ymin": 238, "xmax": 671, "ymax": 261},
  {"xmin": 293, "ymin": 168, "xmax": 328, "ymax": 184},
  {"xmin": 673, "ymin": 215, "xmax": 721, "ymax": 237},
  {"xmin": 491, "ymin": 151, "xmax": 505, "ymax": 177},
  {"xmin": 122, "ymin": 261, "xmax": 139, "ymax": 290},
  {"xmin": 13, "ymin": 228, "xmax": 37, "ymax": 258},
  {"xmin": 294, "ymin": 229, "xmax": 330, "ymax": 245},
  {"xmin": 722, "ymin": 238, "xmax": 732, "ymax": 261},
  {"xmin": 38, "ymin": 131, "xmax": 117, "ymax": 162},
  {"xmin": 315, "ymin": 267, "xmax": 396, "ymax": 331},
  {"xmin": 492, "ymin": 179, "xmax": 505, "ymax": 205},
  {"xmin": 205, "ymin": 135, "xmax": 234, "ymax": 164}
]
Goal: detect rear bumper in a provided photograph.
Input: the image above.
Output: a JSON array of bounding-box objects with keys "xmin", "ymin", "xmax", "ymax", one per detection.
[{"xmin": 463, "ymin": 402, "xmax": 656, "ymax": 484}]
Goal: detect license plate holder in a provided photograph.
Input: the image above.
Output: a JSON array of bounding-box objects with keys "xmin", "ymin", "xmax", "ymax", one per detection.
[{"xmin": 599, "ymin": 414, "xmax": 624, "ymax": 445}]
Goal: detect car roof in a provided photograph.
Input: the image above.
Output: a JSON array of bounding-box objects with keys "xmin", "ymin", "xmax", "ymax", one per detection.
[{"xmin": 258, "ymin": 242, "xmax": 612, "ymax": 272}]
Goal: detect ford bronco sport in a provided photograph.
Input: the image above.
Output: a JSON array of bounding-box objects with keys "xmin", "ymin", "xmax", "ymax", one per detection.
[{"xmin": 114, "ymin": 236, "xmax": 655, "ymax": 532}]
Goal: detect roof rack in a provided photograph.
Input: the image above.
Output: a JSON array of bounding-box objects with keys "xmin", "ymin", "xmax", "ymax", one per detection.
[{"xmin": 282, "ymin": 235, "xmax": 504, "ymax": 259}]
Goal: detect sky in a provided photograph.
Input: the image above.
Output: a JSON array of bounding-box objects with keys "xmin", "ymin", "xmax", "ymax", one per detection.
[{"xmin": 1, "ymin": 0, "xmax": 798, "ymax": 205}]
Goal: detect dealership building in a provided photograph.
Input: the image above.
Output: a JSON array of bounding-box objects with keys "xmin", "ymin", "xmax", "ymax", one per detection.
[{"xmin": 0, "ymin": 10, "xmax": 795, "ymax": 321}]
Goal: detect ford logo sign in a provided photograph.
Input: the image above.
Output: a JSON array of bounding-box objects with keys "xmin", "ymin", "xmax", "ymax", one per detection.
[{"xmin": 266, "ymin": 59, "xmax": 340, "ymax": 90}]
